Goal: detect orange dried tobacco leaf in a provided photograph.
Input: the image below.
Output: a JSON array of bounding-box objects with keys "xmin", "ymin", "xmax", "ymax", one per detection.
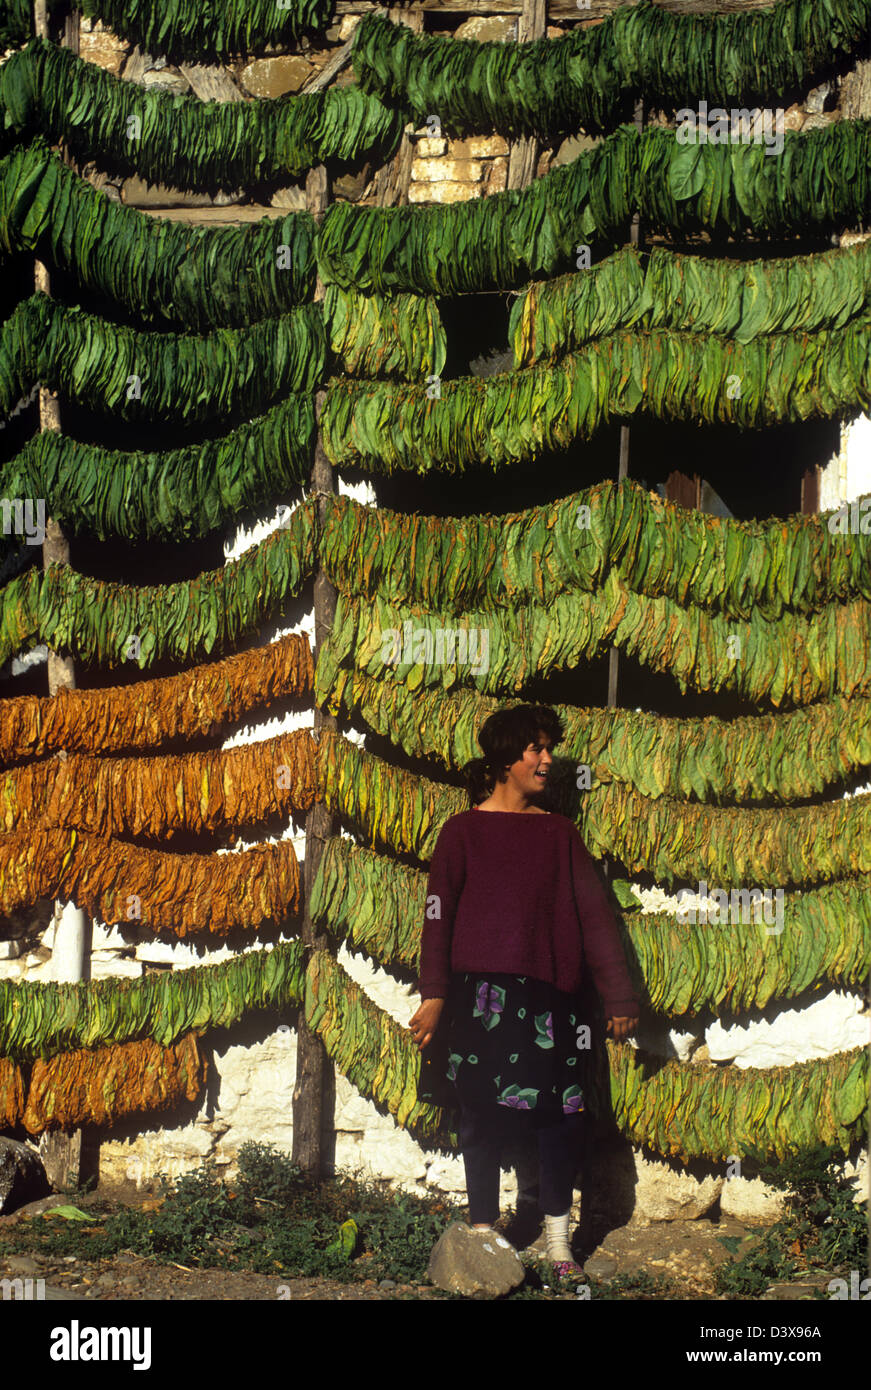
[
  {"xmin": 0, "ymin": 632, "xmax": 312, "ymax": 766},
  {"xmin": 0, "ymin": 728, "xmax": 318, "ymax": 839},
  {"xmin": 0, "ymin": 1056, "xmax": 25, "ymax": 1128},
  {"xmin": 22, "ymin": 1032, "xmax": 207, "ymax": 1133},
  {"xmin": 0, "ymin": 826, "xmax": 302, "ymax": 934}
]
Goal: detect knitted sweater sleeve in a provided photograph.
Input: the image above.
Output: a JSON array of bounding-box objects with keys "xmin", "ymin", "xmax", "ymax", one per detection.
[
  {"xmin": 568, "ymin": 824, "xmax": 640, "ymax": 1018},
  {"xmin": 417, "ymin": 817, "xmax": 466, "ymax": 1000}
]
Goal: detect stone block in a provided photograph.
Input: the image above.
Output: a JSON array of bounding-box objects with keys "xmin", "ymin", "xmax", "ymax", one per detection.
[
  {"xmin": 0, "ymin": 940, "xmax": 23, "ymax": 959},
  {"xmin": 783, "ymin": 103, "xmax": 806, "ymax": 133},
  {"xmin": 553, "ymin": 133, "xmax": 602, "ymax": 166},
  {"xmin": 89, "ymin": 957, "xmax": 144, "ymax": 979},
  {"xmin": 483, "ymin": 160, "xmax": 508, "ymax": 194},
  {"xmin": 802, "ymin": 112, "xmax": 838, "ymax": 132},
  {"xmin": 719, "ymin": 1173, "xmax": 787, "ymax": 1222},
  {"xmin": 804, "ymin": 82, "xmax": 831, "ymax": 115},
  {"xmin": 241, "ymin": 56, "xmax": 315, "ymax": 99},
  {"xmin": 449, "ymin": 136, "xmax": 509, "ymax": 159},
  {"xmin": 412, "ymin": 158, "xmax": 483, "ymax": 184},
  {"xmin": 453, "ymin": 16, "xmax": 517, "ymax": 42},
  {"xmin": 427, "ymin": 1222, "xmax": 525, "ymax": 1297},
  {"xmin": 627, "ymin": 1151, "xmax": 723, "ymax": 1224},
  {"xmin": 415, "ymin": 137, "xmax": 447, "ymax": 157},
  {"xmin": 338, "ymin": 16, "xmax": 362, "ymax": 42},
  {"xmin": 79, "ymin": 20, "xmax": 127, "ymax": 75},
  {"xmin": 140, "ymin": 68, "xmax": 191, "ymax": 96},
  {"xmin": 408, "ymin": 182, "xmax": 482, "ymax": 205},
  {"xmin": 334, "ymin": 164, "xmax": 372, "ymax": 201}
]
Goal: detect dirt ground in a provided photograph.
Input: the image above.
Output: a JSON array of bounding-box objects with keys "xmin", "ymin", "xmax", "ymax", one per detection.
[{"xmin": 0, "ymin": 1182, "xmax": 835, "ymax": 1301}]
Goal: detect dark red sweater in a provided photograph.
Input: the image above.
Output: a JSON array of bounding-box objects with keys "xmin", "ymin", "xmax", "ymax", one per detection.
[{"xmin": 417, "ymin": 807, "xmax": 640, "ymax": 1017}]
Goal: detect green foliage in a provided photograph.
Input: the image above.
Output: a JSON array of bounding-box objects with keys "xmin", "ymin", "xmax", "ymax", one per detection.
[
  {"xmin": 318, "ymin": 579, "xmax": 871, "ymax": 714},
  {"xmin": 318, "ymin": 120, "xmax": 871, "ymax": 295},
  {"xmin": 75, "ymin": 0, "xmax": 333, "ymax": 62},
  {"xmin": 324, "ymin": 284, "xmax": 447, "ymax": 381},
  {"xmin": 511, "ymin": 241, "xmax": 871, "ymax": 364},
  {"xmin": 351, "ymin": 0, "xmax": 870, "ymax": 137},
  {"xmin": 0, "ymin": 295, "xmax": 325, "ymax": 423},
  {"xmin": 319, "ymin": 477, "xmax": 871, "ymax": 621},
  {"xmin": 322, "ymin": 318, "xmax": 871, "ymax": 474},
  {"xmin": 0, "ymin": 0, "xmax": 335, "ymax": 55},
  {"xmin": 0, "ymin": 497, "xmax": 317, "ymax": 670},
  {"xmin": 0, "ymin": 140, "xmax": 315, "ymax": 327},
  {"xmin": 322, "ymin": 666, "xmax": 871, "ymax": 803},
  {"xmin": 0, "ymin": 395, "xmax": 313, "ymax": 547},
  {"xmin": 0, "ymin": 941, "xmax": 306, "ymax": 1060},
  {"xmin": 0, "ymin": 40, "xmax": 405, "ymax": 190},
  {"xmin": 714, "ymin": 1146, "xmax": 869, "ymax": 1296}
]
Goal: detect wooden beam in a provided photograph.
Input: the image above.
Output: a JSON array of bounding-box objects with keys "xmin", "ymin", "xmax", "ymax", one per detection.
[
  {"xmin": 336, "ymin": 1, "xmax": 780, "ymax": 17},
  {"xmin": 300, "ymin": 35, "xmax": 356, "ymax": 93}
]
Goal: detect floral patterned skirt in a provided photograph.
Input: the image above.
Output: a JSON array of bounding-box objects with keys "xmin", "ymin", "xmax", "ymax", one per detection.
[{"xmin": 418, "ymin": 972, "xmax": 589, "ymax": 1120}]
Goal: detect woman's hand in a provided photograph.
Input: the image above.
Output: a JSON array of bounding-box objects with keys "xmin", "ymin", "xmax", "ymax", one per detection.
[
  {"xmin": 606, "ymin": 1015, "xmax": 638, "ymax": 1043},
  {"xmin": 409, "ymin": 998, "xmax": 445, "ymax": 1050}
]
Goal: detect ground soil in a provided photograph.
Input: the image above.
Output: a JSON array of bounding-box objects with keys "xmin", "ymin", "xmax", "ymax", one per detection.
[{"xmin": 0, "ymin": 1182, "xmax": 834, "ymax": 1301}]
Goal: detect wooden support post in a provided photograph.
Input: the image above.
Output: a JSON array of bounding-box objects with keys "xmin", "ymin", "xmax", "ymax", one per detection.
[
  {"xmin": 292, "ymin": 164, "xmax": 337, "ymax": 1178},
  {"xmin": 606, "ymin": 96, "xmax": 644, "ymax": 716},
  {"xmin": 506, "ymin": 0, "xmax": 546, "ymax": 190},
  {"xmin": 369, "ymin": 7, "xmax": 423, "ymax": 207},
  {"xmin": 603, "ymin": 95, "xmax": 643, "ymax": 882},
  {"xmin": 33, "ymin": 0, "xmax": 89, "ymax": 1192}
]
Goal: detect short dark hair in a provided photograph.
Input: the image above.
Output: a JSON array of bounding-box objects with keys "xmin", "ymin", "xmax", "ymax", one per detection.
[{"xmin": 463, "ymin": 703, "xmax": 563, "ymax": 805}]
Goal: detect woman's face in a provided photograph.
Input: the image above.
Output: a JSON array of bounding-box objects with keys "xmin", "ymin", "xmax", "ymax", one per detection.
[{"xmin": 504, "ymin": 730, "xmax": 554, "ymax": 797}]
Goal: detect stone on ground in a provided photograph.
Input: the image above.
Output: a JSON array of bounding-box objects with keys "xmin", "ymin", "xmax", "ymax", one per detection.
[
  {"xmin": 0, "ymin": 1138, "xmax": 50, "ymax": 1215},
  {"xmin": 427, "ymin": 1221, "xmax": 525, "ymax": 1297}
]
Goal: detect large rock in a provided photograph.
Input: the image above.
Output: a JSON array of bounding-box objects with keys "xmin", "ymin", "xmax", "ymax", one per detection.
[
  {"xmin": 0, "ymin": 1139, "xmax": 50, "ymax": 1216},
  {"xmin": 454, "ymin": 16, "xmax": 517, "ymax": 42},
  {"xmin": 427, "ymin": 1222, "xmax": 525, "ymax": 1297},
  {"xmin": 240, "ymin": 57, "xmax": 315, "ymax": 99}
]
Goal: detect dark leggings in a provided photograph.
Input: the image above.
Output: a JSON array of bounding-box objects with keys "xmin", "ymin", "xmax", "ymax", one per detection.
[{"xmin": 458, "ymin": 1100, "xmax": 587, "ymax": 1225}]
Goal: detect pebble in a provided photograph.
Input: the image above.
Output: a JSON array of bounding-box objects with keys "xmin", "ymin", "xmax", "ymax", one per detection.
[
  {"xmin": 2, "ymin": 1255, "xmax": 40, "ymax": 1275},
  {"xmin": 379, "ymin": 1279, "xmax": 396, "ymax": 1290}
]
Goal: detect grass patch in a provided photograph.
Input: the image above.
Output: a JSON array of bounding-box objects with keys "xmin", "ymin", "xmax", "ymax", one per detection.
[
  {"xmin": 712, "ymin": 1145, "xmax": 868, "ymax": 1298},
  {"xmin": 0, "ymin": 1141, "xmax": 459, "ymax": 1284}
]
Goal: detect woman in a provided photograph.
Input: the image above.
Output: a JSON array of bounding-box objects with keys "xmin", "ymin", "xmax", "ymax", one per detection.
[{"xmin": 409, "ymin": 702, "xmax": 639, "ymax": 1276}]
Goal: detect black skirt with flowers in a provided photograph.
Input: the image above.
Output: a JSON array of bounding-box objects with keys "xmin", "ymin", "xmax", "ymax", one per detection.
[{"xmin": 418, "ymin": 971, "xmax": 590, "ymax": 1121}]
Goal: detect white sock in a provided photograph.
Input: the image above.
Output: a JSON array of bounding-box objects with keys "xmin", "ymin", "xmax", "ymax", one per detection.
[{"xmin": 543, "ymin": 1211, "xmax": 573, "ymax": 1263}]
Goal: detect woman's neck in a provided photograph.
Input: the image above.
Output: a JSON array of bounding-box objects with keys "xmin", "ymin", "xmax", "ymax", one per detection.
[{"xmin": 475, "ymin": 790, "xmax": 546, "ymax": 814}]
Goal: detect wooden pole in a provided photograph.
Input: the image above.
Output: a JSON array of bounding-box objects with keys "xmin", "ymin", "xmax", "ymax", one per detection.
[
  {"xmin": 603, "ymin": 95, "xmax": 643, "ymax": 885},
  {"xmin": 291, "ymin": 164, "xmax": 337, "ymax": 1177},
  {"xmin": 33, "ymin": 0, "xmax": 90, "ymax": 1192},
  {"xmin": 606, "ymin": 95, "xmax": 644, "ymax": 714},
  {"xmin": 370, "ymin": 7, "xmax": 423, "ymax": 207},
  {"xmin": 506, "ymin": 0, "xmax": 546, "ymax": 190}
]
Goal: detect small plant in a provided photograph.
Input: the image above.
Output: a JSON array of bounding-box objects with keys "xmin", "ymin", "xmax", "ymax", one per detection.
[
  {"xmin": 0, "ymin": 1143, "xmax": 459, "ymax": 1285},
  {"xmin": 713, "ymin": 1144, "xmax": 868, "ymax": 1297}
]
